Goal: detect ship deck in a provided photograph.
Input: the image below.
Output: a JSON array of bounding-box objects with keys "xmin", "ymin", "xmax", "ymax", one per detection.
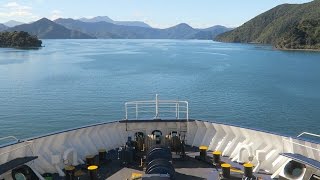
[{"xmin": 53, "ymin": 146, "xmax": 273, "ymax": 180}]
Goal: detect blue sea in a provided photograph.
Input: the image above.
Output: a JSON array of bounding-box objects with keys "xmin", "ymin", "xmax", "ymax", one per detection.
[{"xmin": 0, "ymin": 39, "xmax": 320, "ymax": 139}]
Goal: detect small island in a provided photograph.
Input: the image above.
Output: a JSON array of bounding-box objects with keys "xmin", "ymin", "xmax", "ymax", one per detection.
[{"xmin": 0, "ymin": 31, "xmax": 42, "ymax": 48}]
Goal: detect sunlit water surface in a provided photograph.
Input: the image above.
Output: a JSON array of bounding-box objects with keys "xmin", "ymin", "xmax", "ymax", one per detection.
[{"xmin": 0, "ymin": 39, "xmax": 320, "ymax": 140}]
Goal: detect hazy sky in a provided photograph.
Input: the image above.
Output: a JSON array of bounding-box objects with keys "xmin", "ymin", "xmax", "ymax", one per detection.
[{"xmin": 0, "ymin": 0, "xmax": 313, "ymax": 28}]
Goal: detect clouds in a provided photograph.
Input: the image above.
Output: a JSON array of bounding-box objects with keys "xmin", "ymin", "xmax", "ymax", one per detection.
[
  {"xmin": 4, "ymin": 2, "xmax": 21, "ymax": 8},
  {"xmin": 0, "ymin": 1, "xmax": 38, "ymax": 22},
  {"xmin": 51, "ymin": 10, "xmax": 63, "ymax": 20},
  {"xmin": 0, "ymin": 1, "xmax": 64, "ymax": 22}
]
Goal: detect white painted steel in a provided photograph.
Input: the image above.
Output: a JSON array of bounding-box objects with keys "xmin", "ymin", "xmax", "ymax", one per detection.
[
  {"xmin": 298, "ymin": 132, "xmax": 320, "ymax": 139},
  {"xmin": 0, "ymin": 120, "xmax": 319, "ymax": 178},
  {"xmin": 0, "ymin": 136, "xmax": 19, "ymax": 143},
  {"xmin": 125, "ymin": 95, "xmax": 189, "ymax": 120}
]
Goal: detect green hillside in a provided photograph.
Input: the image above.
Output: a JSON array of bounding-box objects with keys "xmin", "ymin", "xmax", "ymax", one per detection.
[
  {"xmin": 216, "ymin": 0, "xmax": 320, "ymax": 50},
  {"xmin": 276, "ymin": 19, "xmax": 320, "ymax": 49},
  {"xmin": 0, "ymin": 31, "xmax": 42, "ymax": 48}
]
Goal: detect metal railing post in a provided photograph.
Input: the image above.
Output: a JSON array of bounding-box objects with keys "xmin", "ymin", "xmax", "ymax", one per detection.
[
  {"xmin": 124, "ymin": 96, "xmax": 189, "ymax": 121},
  {"xmin": 125, "ymin": 103, "xmax": 128, "ymax": 120},
  {"xmin": 155, "ymin": 94, "xmax": 159, "ymax": 119},
  {"xmin": 186, "ymin": 102, "xmax": 189, "ymax": 120},
  {"xmin": 135, "ymin": 103, "xmax": 138, "ymax": 120},
  {"xmin": 175, "ymin": 103, "xmax": 178, "ymax": 119},
  {"xmin": 178, "ymin": 103, "xmax": 180, "ymax": 119},
  {"xmin": 186, "ymin": 101, "xmax": 189, "ymax": 137}
]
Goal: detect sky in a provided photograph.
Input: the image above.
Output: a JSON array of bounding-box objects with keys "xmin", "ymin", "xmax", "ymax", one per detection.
[{"xmin": 0, "ymin": 0, "xmax": 313, "ymax": 28}]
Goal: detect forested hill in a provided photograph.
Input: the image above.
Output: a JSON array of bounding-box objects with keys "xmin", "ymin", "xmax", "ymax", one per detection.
[
  {"xmin": 0, "ymin": 31, "xmax": 42, "ymax": 48},
  {"xmin": 216, "ymin": 0, "xmax": 320, "ymax": 50}
]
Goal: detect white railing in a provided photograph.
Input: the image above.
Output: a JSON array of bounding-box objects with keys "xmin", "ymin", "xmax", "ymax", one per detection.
[
  {"xmin": 125, "ymin": 94, "xmax": 189, "ymax": 120},
  {"xmin": 0, "ymin": 136, "xmax": 20, "ymax": 144},
  {"xmin": 297, "ymin": 132, "xmax": 320, "ymax": 139},
  {"xmin": 0, "ymin": 136, "xmax": 35, "ymax": 157},
  {"xmin": 283, "ymin": 137, "xmax": 320, "ymax": 153}
]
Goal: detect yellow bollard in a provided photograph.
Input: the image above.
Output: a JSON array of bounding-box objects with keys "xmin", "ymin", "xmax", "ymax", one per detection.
[
  {"xmin": 88, "ymin": 165, "xmax": 98, "ymax": 180},
  {"xmin": 86, "ymin": 155, "xmax": 95, "ymax": 167},
  {"xmin": 199, "ymin": 145, "xmax": 208, "ymax": 159},
  {"xmin": 244, "ymin": 163, "xmax": 253, "ymax": 178},
  {"xmin": 98, "ymin": 149, "xmax": 106, "ymax": 163},
  {"xmin": 212, "ymin": 151, "xmax": 222, "ymax": 164},
  {"xmin": 221, "ymin": 163, "xmax": 231, "ymax": 178}
]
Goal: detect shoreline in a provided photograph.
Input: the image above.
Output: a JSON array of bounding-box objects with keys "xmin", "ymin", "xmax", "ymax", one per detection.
[
  {"xmin": 0, "ymin": 46, "xmax": 42, "ymax": 50},
  {"xmin": 275, "ymin": 47, "xmax": 320, "ymax": 52},
  {"xmin": 215, "ymin": 39, "xmax": 320, "ymax": 52}
]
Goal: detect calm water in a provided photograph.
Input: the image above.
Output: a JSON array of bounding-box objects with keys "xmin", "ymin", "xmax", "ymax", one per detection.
[{"xmin": 0, "ymin": 39, "xmax": 320, "ymax": 139}]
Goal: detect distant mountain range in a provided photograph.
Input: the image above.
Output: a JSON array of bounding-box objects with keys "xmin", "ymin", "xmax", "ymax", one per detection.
[
  {"xmin": 54, "ymin": 18, "xmax": 232, "ymax": 39},
  {"xmin": 3, "ymin": 20, "xmax": 24, "ymax": 27},
  {"xmin": 195, "ymin": 25, "xmax": 234, "ymax": 40},
  {"xmin": 7, "ymin": 18, "xmax": 94, "ymax": 39},
  {"xmin": 2, "ymin": 16, "xmax": 231, "ymax": 40},
  {"xmin": 0, "ymin": 24, "xmax": 8, "ymax": 31},
  {"xmin": 78, "ymin": 16, "xmax": 151, "ymax": 28},
  {"xmin": 216, "ymin": 0, "xmax": 320, "ymax": 50}
]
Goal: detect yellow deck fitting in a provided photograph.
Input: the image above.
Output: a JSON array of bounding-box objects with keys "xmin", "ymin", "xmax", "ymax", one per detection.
[
  {"xmin": 212, "ymin": 150, "xmax": 222, "ymax": 163},
  {"xmin": 199, "ymin": 145, "xmax": 208, "ymax": 150},
  {"xmin": 231, "ymin": 167, "xmax": 243, "ymax": 173},
  {"xmin": 131, "ymin": 172, "xmax": 142, "ymax": 180},
  {"xmin": 221, "ymin": 163, "xmax": 231, "ymax": 168},
  {"xmin": 244, "ymin": 162, "xmax": 254, "ymax": 178},
  {"xmin": 221, "ymin": 163, "xmax": 231, "ymax": 178},
  {"xmin": 243, "ymin": 163, "xmax": 254, "ymax": 168},
  {"xmin": 88, "ymin": 165, "xmax": 98, "ymax": 170},
  {"xmin": 212, "ymin": 151, "xmax": 222, "ymax": 155}
]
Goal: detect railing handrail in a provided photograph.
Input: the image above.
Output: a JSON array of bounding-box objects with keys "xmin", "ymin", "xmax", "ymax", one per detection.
[
  {"xmin": 297, "ymin": 132, "xmax": 320, "ymax": 139},
  {"xmin": 125, "ymin": 100, "xmax": 189, "ymax": 104},
  {"xmin": 125, "ymin": 94, "xmax": 189, "ymax": 120},
  {"xmin": 283, "ymin": 137, "xmax": 320, "ymax": 152},
  {"xmin": 0, "ymin": 136, "xmax": 20, "ymax": 143}
]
